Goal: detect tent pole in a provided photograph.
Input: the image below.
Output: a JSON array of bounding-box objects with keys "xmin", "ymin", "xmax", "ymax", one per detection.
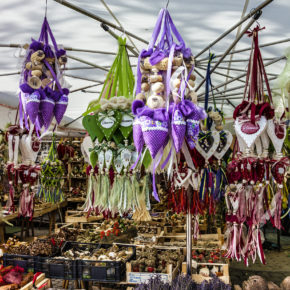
[
  {"xmin": 70, "ymin": 83, "xmax": 104, "ymax": 93},
  {"xmin": 196, "ymin": 66, "xmax": 246, "ymax": 83},
  {"xmin": 53, "ymin": 0, "xmax": 148, "ymax": 45},
  {"xmin": 67, "ymin": 55, "xmax": 109, "ymax": 72},
  {"xmin": 100, "ymin": 0, "xmax": 139, "ymax": 53},
  {"xmin": 101, "ymin": 23, "xmax": 139, "ymax": 57},
  {"xmin": 65, "ymin": 74, "xmax": 103, "ymax": 83},
  {"xmin": 195, "ymin": 16, "xmax": 256, "ymax": 92},
  {"xmin": 197, "ymin": 56, "xmax": 285, "ymax": 97},
  {"xmin": 194, "ymin": 0, "xmax": 273, "ymax": 59},
  {"xmin": 197, "ymin": 64, "xmax": 278, "ymax": 77},
  {"xmin": 186, "ymin": 186, "xmax": 192, "ymax": 276},
  {"xmin": 197, "ymin": 38, "xmax": 290, "ymax": 62}
]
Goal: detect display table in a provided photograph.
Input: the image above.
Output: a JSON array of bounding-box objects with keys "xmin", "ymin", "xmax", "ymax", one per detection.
[{"xmin": 0, "ymin": 201, "xmax": 67, "ymax": 242}]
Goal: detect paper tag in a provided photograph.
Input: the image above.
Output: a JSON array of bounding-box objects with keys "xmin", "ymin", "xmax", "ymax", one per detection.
[
  {"xmin": 105, "ymin": 150, "xmax": 113, "ymax": 168},
  {"xmin": 114, "ymin": 156, "xmax": 123, "ymax": 174},
  {"xmin": 131, "ymin": 151, "xmax": 138, "ymax": 165},
  {"xmin": 121, "ymin": 114, "xmax": 133, "ymax": 127},
  {"xmin": 98, "ymin": 151, "xmax": 105, "ymax": 170},
  {"xmin": 101, "ymin": 118, "xmax": 114, "ymax": 129},
  {"xmin": 121, "ymin": 149, "xmax": 131, "ymax": 168},
  {"xmin": 31, "ymin": 173, "xmax": 37, "ymax": 178}
]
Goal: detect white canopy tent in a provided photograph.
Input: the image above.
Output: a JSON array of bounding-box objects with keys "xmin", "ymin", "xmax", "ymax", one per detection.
[{"xmin": 0, "ymin": 0, "xmax": 289, "ymax": 127}]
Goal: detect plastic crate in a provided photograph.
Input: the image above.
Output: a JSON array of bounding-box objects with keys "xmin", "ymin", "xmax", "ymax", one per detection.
[
  {"xmin": 35, "ymin": 256, "xmax": 77, "ymax": 280},
  {"xmin": 68, "ymin": 242, "xmax": 136, "ymax": 282},
  {"xmin": 3, "ymin": 254, "xmax": 36, "ymax": 273}
]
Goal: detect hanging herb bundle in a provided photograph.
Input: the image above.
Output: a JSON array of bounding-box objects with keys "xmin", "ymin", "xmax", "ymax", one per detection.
[{"xmin": 37, "ymin": 136, "xmax": 64, "ymax": 203}]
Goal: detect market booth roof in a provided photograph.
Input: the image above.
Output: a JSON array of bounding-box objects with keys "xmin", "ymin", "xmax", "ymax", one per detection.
[{"xmin": 0, "ymin": 0, "xmax": 289, "ymax": 122}]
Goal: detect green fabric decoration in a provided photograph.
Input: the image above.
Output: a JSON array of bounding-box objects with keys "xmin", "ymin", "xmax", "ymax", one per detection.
[
  {"xmin": 90, "ymin": 151, "xmax": 98, "ymax": 168},
  {"xmin": 142, "ymin": 149, "xmax": 152, "ymax": 169},
  {"xmin": 83, "ymin": 37, "xmax": 135, "ymax": 116},
  {"xmin": 95, "ymin": 110, "xmax": 122, "ymax": 141},
  {"xmin": 82, "ymin": 114, "xmax": 104, "ymax": 142},
  {"xmin": 119, "ymin": 110, "xmax": 134, "ymax": 139}
]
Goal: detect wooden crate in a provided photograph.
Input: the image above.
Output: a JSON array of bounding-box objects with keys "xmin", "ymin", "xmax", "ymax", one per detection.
[
  {"xmin": 65, "ymin": 210, "xmax": 102, "ymax": 223},
  {"xmin": 126, "ymin": 256, "xmax": 183, "ymax": 284},
  {"xmin": 20, "ymin": 273, "xmax": 51, "ymax": 290},
  {"xmin": 182, "ymin": 262, "xmax": 230, "ymax": 285}
]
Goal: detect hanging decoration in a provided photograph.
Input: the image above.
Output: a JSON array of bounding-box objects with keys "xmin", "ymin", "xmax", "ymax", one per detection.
[
  {"xmin": 132, "ymin": 8, "xmax": 206, "ymax": 205},
  {"xmin": 81, "ymin": 37, "xmax": 151, "ymax": 220},
  {"xmin": 18, "ymin": 17, "xmax": 70, "ymax": 133},
  {"xmin": 37, "ymin": 136, "xmax": 65, "ymax": 203},
  {"xmin": 225, "ymin": 25, "xmax": 289, "ymax": 265}
]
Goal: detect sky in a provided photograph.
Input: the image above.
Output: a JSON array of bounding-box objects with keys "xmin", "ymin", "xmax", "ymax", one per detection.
[{"xmin": 0, "ymin": 0, "xmax": 289, "ymax": 125}]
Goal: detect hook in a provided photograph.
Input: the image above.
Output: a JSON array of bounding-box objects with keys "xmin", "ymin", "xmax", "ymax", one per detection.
[{"xmin": 166, "ymin": 0, "xmax": 170, "ymax": 9}]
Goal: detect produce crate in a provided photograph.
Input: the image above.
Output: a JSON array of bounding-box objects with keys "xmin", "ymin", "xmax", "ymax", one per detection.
[
  {"xmin": 181, "ymin": 260, "xmax": 230, "ymax": 285},
  {"xmin": 77, "ymin": 243, "xmax": 136, "ymax": 282},
  {"xmin": 3, "ymin": 253, "xmax": 36, "ymax": 273},
  {"xmin": 126, "ymin": 255, "xmax": 183, "ymax": 284},
  {"xmin": 36, "ymin": 256, "xmax": 78, "ymax": 280}
]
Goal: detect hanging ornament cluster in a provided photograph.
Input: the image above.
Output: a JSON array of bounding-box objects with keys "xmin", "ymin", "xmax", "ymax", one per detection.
[
  {"xmin": 5, "ymin": 125, "xmax": 41, "ymax": 218},
  {"xmin": 132, "ymin": 8, "xmax": 206, "ymax": 202},
  {"xmin": 81, "ymin": 38, "xmax": 151, "ymax": 221},
  {"xmin": 19, "ymin": 17, "xmax": 70, "ymax": 133},
  {"xmin": 37, "ymin": 136, "xmax": 65, "ymax": 203},
  {"xmin": 224, "ymin": 26, "xmax": 289, "ymax": 265}
]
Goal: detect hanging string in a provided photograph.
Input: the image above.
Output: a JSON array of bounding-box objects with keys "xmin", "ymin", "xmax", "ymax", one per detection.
[
  {"xmin": 166, "ymin": 0, "xmax": 170, "ymax": 9},
  {"xmin": 45, "ymin": 0, "xmax": 48, "ymax": 18}
]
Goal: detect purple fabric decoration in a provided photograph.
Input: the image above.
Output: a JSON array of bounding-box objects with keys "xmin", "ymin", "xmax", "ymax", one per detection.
[
  {"xmin": 43, "ymin": 44, "xmax": 54, "ymax": 58},
  {"xmin": 141, "ymin": 115, "xmax": 168, "ymax": 159},
  {"xmin": 170, "ymin": 103, "xmax": 186, "ymax": 152},
  {"xmin": 56, "ymin": 49, "xmax": 66, "ymax": 58},
  {"xmin": 54, "ymin": 94, "xmax": 68, "ymax": 124},
  {"xmin": 133, "ymin": 117, "xmax": 144, "ymax": 154},
  {"xmin": 132, "ymin": 100, "xmax": 169, "ymax": 159},
  {"xmin": 26, "ymin": 91, "xmax": 41, "ymax": 124},
  {"xmin": 20, "ymin": 83, "xmax": 34, "ymax": 94},
  {"xmin": 29, "ymin": 39, "xmax": 43, "ymax": 51},
  {"xmin": 39, "ymin": 96, "xmax": 55, "ymax": 130},
  {"xmin": 186, "ymin": 104, "xmax": 207, "ymax": 149}
]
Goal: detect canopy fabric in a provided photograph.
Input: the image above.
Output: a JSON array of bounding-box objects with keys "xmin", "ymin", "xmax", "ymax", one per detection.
[{"xmin": 0, "ymin": 0, "xmax": 289, "ymax": 124}]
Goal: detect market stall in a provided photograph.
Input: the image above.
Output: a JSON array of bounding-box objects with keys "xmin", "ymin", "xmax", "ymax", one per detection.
[{"xmin": 0, "ymin": 0, "xmax": 289, "ymax": 289}]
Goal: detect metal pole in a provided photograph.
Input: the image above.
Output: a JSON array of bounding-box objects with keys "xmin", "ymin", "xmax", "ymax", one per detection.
[
  {"xmin": 67, "ymin": 54, "xmax": 109, "ymax": 72},
  {"xmin": 101, "ymin": 23, "xmax": 139, "ymax": 57},
  {"xmin": 195, "ymin": 17, "xmax": 256, "ymax": 92},
  {"xmin": 186, "ymin": 186, "xmax": 192, "ymax": 276},
  {"xmin": 70, "ymin": 83, "xmax": 104, "ymax": 93},
  {"xmin": 100, "ymin": 0, "xmax": 139, "ymax": 53},
  {"xmin": 197, "ymin": 64, "xmax": 278, "ymax": 77},
  {"xmin": 197, "ymin": 38, "xmax": 290, "ymax": 62},
  {"xmin": 65, "ymin": 74, "xmax": 103, "ymax": 83},
  {"xmin": 197, "ymin": 56, "xmax": 285, "ymax": 97},
  {"xmin": 53, "ymin": 0, "xmax": 148, "ymax": 45},
  {"xmin": 196, "ymin": 66, "xmax": 246, "ymax": 83},
  {"xmin": 197, "ymin": 57, "xmax": 275, "ymax": 64},
  {"xmin": 194, "ymin": 0, "xmax": 273, "ymax": 59}
]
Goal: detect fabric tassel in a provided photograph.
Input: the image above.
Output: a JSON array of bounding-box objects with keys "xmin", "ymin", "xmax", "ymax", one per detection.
[
  {"xmin": 6, "ymin": 182, "xmax": 15, "ymax": 213},
  {"xmin": 100, "ymin": 174, "xmax": 110, "ymax": 212}
]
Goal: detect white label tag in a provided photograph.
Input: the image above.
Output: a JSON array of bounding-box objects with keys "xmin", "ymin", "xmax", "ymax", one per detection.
[
  {"xmin": 114, "ymin": 156, "xmax": 123, "ymax": 174},
  {"xmin": 105, "ymin": 150, "xmax": 113, "ymax": 168},
  {"xmin": 98, "ymin": 151, "xmax": 105, "ymax": 170},
  {"xmin": 101, "ymin": 118, "xmax": 114, "ymax": 129},
  {"xmin": 121, "ymin": 114, "xmax": 133, "ymax": 127},
  {"xmin": 121, "ymin": 149, "xmax": 131, "ymax": 168}
]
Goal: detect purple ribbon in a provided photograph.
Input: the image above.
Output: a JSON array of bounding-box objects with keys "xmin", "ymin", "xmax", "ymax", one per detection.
[{"xmin": 152, "ymin": 147, "xmax": 164, "ymax": 202}]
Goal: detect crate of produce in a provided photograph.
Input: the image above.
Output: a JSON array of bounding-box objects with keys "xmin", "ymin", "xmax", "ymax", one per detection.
[
  {"xmin": 36, "ymin": 242, "xmax": 97, "ymax": 280},
  {"xmin": 126, "ymin": 247, "xmax": 183, "ymax": 284},
  {"xmin": 36, "ymin": 256, "xmax": 78, "ymax": 280},
  {"xmin": 60, "ymin": 242, "xmax": 135, "ymax": 282},
  {"xmin": 78, "ymin": 244, "xmax": 136, "ymax": 282},
  {"xmin": 3, "ymin": 254, "xmax": 36, "ymax": 273}
]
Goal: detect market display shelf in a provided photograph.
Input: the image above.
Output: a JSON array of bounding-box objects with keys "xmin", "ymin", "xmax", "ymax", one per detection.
[{"xmin": 65, "ymin": 210, "xmax": 103, "ymax": 223}]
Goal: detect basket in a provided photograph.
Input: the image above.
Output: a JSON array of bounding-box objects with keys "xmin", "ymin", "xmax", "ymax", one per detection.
[{"xmin": 3, "ymin": 254, "xmax": 36, "ymax": 273}]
